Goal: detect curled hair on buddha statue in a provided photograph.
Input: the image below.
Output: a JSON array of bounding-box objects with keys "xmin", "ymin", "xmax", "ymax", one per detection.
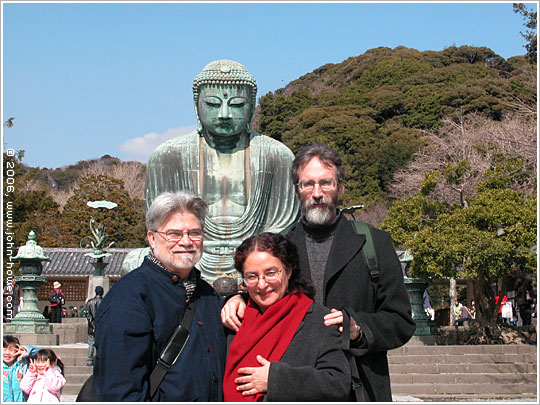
[
  {"xmin": 234, "ymin": 232, "xmax": 315, "ymax": 299},
  {"xmin": 192, "ymin": 59, "xmax": 258, "ymax": 134}
]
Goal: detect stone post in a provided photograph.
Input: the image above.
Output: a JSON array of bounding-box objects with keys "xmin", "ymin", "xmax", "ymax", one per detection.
[
  {"xmin": 81, "ymin": 200, "xmax": 116, "ymax": 300},
  {"xmin": 404, "ymin": 278, "xmax": 432, "ymax": 336},
  {"xmin": 4, "ymin": 231, "xmax": 52, "ymax": 334}
]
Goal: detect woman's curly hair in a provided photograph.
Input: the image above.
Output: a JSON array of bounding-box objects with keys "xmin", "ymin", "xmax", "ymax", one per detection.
[{"xmin": 234, "ymin": 232, "xmax": 314, "ymax": 299}]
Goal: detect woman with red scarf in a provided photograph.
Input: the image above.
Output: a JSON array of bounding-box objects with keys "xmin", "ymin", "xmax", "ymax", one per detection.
[{"xmin": 223, "ymin": 233, "xmax": 350, "ymax": 402}]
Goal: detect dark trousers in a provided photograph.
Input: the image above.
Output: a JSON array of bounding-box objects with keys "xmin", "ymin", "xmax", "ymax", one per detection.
[
  {"xmin": 519, "ymin": 304, "xmax": 532, "ymax": 325},
  {"xmin": 50, "ymin": 306, "xmax": 62, "ymax": 323},
  {"xmin": 87, "ymin": 334, "xmax": 96, "ymax": 365}
]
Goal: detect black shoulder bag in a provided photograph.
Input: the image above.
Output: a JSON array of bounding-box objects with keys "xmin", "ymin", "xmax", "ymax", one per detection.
[{"xmin": 76, "ymin": 290, "xmax": 199, "ymax": 402}]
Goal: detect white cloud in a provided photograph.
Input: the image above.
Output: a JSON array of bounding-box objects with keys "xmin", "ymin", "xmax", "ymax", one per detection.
[{"xmin": 117, "ymin": 125, "xmax": 196, "ymax": 162}]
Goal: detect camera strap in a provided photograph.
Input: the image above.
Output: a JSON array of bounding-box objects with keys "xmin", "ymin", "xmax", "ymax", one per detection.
[{"xmin": 148, "ymin": 284, "xmax": 199, "ymax": 398}]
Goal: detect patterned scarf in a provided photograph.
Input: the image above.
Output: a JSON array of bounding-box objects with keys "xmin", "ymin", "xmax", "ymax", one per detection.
[
  {"xmin": 223, "ymin": 291, "xmax": 313, "ymax": 402},
  {"xmin": 147, "ymin": 251, "xmax": 197, "ymax": 299}
]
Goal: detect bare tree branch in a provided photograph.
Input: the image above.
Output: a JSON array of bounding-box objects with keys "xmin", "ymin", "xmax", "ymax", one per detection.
[{"xmin": 388, "ymin": 114, "xmax": 537, "ymax": 205}]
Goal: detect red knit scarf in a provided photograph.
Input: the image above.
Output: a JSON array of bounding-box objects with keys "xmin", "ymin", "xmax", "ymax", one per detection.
[{"xmin": 223, "ymin": 291, "xmax": 313, "ymax": 402}]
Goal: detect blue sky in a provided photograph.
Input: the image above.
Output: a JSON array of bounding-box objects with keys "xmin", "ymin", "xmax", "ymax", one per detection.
[{"xmin": 2, "ymin": 1, "xmax": 536, "ymax": 169}]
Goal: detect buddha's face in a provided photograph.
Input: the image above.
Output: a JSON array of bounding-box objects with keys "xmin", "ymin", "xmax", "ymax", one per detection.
[{"xmin": 197, "ymin": 84, "xmax": 252, "ymax": 138}]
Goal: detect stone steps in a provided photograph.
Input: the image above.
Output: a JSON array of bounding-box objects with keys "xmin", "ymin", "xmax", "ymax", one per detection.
[
  {"xmin": 389, "ymin": 353, "xmax": 534, "ymax": 364},
  {"xmin": 391, "ymin": 383, "xmax": 538, "ymax": 395},
  {"xmin": 389, "ymin": 362, "xmax": 537, "ymax": 374},
  {"xmin": 388, "ymin": 344, "xmax": 537, "ymax": 400},
  {"xmin": 391, "ymin": 343, "xmax": 536, "ymax": 355},
  {"xmin": 34, "ymin": 342, "xmax": 537, "ymax": 400},
  {"xmin": 391, "ymin": 372, "xmax": 537, "ymax": 384}
]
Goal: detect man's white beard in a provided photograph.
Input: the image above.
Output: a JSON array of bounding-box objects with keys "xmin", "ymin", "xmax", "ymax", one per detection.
[{"xmin": 159, "ymin": 249, "xmax": 202, "ymax": 274}]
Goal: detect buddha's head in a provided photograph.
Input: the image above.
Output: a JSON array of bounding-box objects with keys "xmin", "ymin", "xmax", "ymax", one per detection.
[{"xmin": 193, "ymin": 60, "xmax": 257, "ymax": 148}]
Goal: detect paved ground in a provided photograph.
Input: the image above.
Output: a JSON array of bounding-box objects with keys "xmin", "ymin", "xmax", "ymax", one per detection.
[
  {"xmin": 61, "ymin": 394, "xmax": 425, "ymax": 402},
  {"xmin": 62, "ymin": 394, "xmax": 537, "ymax": 403}
]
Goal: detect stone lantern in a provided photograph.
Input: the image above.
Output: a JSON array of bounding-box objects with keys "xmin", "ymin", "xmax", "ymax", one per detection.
[
  {"xmin": 400, "ymin": 250, "xmax": 439, "ymax": 337},
  {"xmin": 4, "ymin": 231, "xmax": 52, "ymax": 334}
]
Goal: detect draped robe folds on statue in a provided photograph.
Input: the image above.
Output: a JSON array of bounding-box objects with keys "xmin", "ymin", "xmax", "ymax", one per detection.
[{"xmin": 145, "ymin": 130, "xmax": 299, "ymax": 281}]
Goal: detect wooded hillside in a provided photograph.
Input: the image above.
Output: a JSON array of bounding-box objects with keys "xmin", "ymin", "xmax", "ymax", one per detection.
[{"xmin": 254, "ymin": 45, "xmax": 535, "ymax": 210}]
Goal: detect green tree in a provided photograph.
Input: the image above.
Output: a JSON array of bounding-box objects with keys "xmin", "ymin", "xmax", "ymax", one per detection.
[
  {"xmin": 382, "ymin": 110, "xmax": 536, "ymax": 332},
  {"xmin": 61, "ymin": 174, "xmax": 146, "ymax": 248},
  {"xmin": 257, "ymin": 88, "xmax": 312, "ymax": 141},
  {"xmin": 405, "ymin": 188, "xmax": 536, "ymax": 325},
  {"xmin": 514, "ymin": 3, "xmax": 538, "ymax": 63}
]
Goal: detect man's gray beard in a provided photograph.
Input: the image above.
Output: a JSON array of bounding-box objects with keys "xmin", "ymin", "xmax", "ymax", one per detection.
[
  {"xmin": 304, "ymin": 206, "xmax": 334, "ymax": 226},
  {"xmin": 302, "ymin": 197, "xmax": 336, "ymax": 226}
]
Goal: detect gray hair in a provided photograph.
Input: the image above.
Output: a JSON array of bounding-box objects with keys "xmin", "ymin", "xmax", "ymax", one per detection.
[
  {"xmin": 146, "ymin": 191, "xmax": 208, "ymax": 231},
  {"xmin": 291, "ymin": 143, "xmax": 346, "ymax": 186}
]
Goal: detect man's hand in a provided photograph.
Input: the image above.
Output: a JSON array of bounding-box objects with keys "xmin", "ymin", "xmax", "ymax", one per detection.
[
  {"xmin": 235, "ymin": 355, "xmax": 270, "ymax": 396},
  {"xmin": 221, "ymin": 294, "xmax": 246, "ymax": 332},
  {"xmin": 324, "ymin": 308, "xmax": 362, "ymax": 340}
]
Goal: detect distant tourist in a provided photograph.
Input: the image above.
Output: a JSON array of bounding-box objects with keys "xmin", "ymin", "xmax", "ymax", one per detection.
[
  {"xmin": 85, "ymin": 286, "xmax": 104, "ymax": 366},
  {"xmin": 423, "ymin": 290, "xmax": 435, "ymax": 321},
  {"xmin": 48, "ymin": 282, "xmax": 65, "ymax": 324},
  {"xmin": 468, "ymin": 300, "xmax": 477, "ymax": 320},
  {"xmin": 42, "ymin": 306, "xmax": 50, "ymax": 321},
  {"xmin": 454, "ymin": 300, "xmax": 471, "ymax": 326},
  {"xmin": 20, "ymin": 348, "xmax": 65, "ymax": 403}
]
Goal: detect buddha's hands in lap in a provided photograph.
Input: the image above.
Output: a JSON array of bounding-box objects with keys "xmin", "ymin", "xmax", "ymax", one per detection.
[
  {"xmin": 221, "ymin": 294, "xmax": 246, "ymax": 332},
  {"xmin": 235, "ymin": 355, "xmax": 270, "ymax": 396}
]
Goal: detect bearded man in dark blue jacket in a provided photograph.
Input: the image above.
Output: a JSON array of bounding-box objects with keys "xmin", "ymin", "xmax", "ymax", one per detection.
[{"xmin": 94, "ymin": 191, "xmax": 226, "ymax": 401}]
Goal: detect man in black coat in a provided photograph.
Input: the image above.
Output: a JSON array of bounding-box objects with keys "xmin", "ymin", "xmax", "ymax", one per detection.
[{"xmin": 222, "ymin": 144, "xmax": 416, "ymax": 401}]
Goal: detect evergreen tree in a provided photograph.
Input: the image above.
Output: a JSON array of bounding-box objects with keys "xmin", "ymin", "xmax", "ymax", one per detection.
[
  {"xmin": 61, "ymin": 174, "xmax": 146, "ymax": 249},
  {"xmin": 514, "ymin": 3, "xmax": 538, "ymax": 63}
]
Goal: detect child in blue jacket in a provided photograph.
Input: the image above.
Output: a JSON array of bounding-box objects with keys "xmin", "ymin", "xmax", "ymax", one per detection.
[{"xmin": 2, "ymin": 335, "xmax": 39, "ymax": 402}]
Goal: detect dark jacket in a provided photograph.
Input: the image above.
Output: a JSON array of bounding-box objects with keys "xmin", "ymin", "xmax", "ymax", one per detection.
[
  {"xmin": 227, "ymin": 302, "xmax": 351, "ymax": 402},
  {"xmin": 288, "ymin": 214, "xmax": 416, "ymax": 402},
  {"xmin": 94, "ymin": 257, "xmax": 226, "ymax": 402},
  {"xmin": 48, "ymin": 288, "xmax": 64, "ymax": 307},
  {"xmin": 85, "ymin": 294, "xmax": 103, "ymax": 336},
  {"xmin": 268, "ymin": 303, "xmax": 351, "ymax": 401}
]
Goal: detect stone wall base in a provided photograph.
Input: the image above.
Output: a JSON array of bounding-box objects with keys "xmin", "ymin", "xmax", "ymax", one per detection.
[{"xmin": 3, "ymin": 318, "xmax": 88, "ymax": 346}]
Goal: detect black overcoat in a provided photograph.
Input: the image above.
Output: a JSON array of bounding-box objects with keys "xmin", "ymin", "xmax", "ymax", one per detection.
[{"xmin": 287, "ymin": 214, "xmax": 416, "ymax": 402}]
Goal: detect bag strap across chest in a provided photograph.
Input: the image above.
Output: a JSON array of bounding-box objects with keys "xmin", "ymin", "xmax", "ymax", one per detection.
[{"xmin": 352, "ymin": 221, "xmax": 379, "ymax": 284}]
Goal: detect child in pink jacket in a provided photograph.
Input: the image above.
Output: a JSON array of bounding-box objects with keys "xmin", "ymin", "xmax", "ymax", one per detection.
[{"xmin": 20, "ymin": 348, "xmax": 66, "ymax": 403}]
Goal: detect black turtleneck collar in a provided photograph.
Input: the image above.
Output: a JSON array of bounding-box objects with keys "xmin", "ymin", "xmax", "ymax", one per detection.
[{"xmin": 301, "ymin": 210, "xmax": 342, "ymax": 241}]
